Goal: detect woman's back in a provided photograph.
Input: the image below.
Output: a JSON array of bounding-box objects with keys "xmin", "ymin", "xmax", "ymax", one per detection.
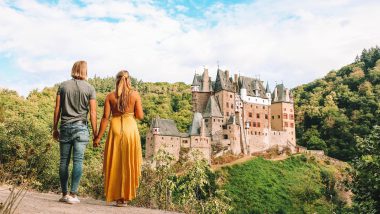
[{"xmin": 107, "ymin": 90, "xmax": 143, "ymax": 119}]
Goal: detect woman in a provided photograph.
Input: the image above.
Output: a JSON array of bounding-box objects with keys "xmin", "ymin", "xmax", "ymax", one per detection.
[{"xmin": 94, "ymin": 70, "xmax": 143, "ymax": 206}]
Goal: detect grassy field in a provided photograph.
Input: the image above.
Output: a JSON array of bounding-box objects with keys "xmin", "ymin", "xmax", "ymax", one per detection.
[{"xmin": 220, "ymin": 154, "xmax": 350, "ymax": 214}]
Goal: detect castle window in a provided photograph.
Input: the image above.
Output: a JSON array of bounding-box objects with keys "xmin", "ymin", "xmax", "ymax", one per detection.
[
  {"xmin": 226, "ymin": 102, "xmax": 229, "ymax": 107},
  {"xmin": 272, "ymin": 115, "xmax": 274, "ymax": 119},
  {"xmin": 162, "ymin": 137, "xmax": 164, "ymax": 139},
  {"xmin": 195, "ymin": 139, "xmax": 198, "ymax": 143},
  {"xmin": 171, "ymin": 137, "xmax": 173, "ymax": 140},
  {"xmin": 256, "ymin": 106, "xmax": 258, "ymax": 109},
  {"xmin": 290, "ymin": 108, "xmax": 293, "ymax": 112},
  {"xmin": 263, "ymin": 106, "xmax": 265, "ymax": 109},
  {"xmin": 284, "ymin": 108, "xmax": 287, "ymax": 111},
  {"xmin": 265, "ymin": 114, "xmax": 268, "ymax": 119},
  {"xmin": 249, "ymin": 112, "xmax": 252, "ymax": 117},
  {"xmin": 205, "ymin": 119, "xmax": 208, "ymax": 122},
  {"xmin": 277, "ymin": 115, "xmax": 280, "ymax": 119},
  {"xmin": 290, "ymin": 114, "xmax": 294, "ymax": 120},
  {"xmin": 256, "ymin": 113, "xmax": 260, "ymax": 119},
  {"xmin": 257, "ymin": 122, "xmax": 260, "ymax": 127},
  {"xmin": 290, "ymin": 123, "xmax": 294, "ymax": 128},
  {"xmin": 253, "ymin": 122, "xmax": 256, "ymax": 127},
  {"xmin": 227, "ymin": 112, "xmax": 230, "ymax": 116},
  {"xmin": 284, "ymin": 122, "xmax": 288, "ymax": 127},
  {"xmin": 230, "ymin": 95, "xmax": 232, "ymax": 98},
  {"xmin": 231, "ymin": 104, "xmax": 233, "ymax": 108},
  {"xmin": 250, "ymin": 104, "xmax": 252, "ymax": 108},
  {"xmin": 259, "ymin": 132, "xmax": 261, "ymax": 135},
  {"xmin": 255, "ymin": 131, "xmax": 257, "ymax": 135},
  {"xmin": 283, "ymin": 113, "xmax": 288, "ymax": 119},
  {"xmin": 224, "ymin": 135, "xmax": 228, "ymax": 139}
]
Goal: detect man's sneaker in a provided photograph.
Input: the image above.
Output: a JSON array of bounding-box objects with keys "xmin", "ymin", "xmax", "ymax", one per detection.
[
  {"xmin": 66, "ymin": 195, "xmax": 80, "ymax": 204},
  {"xmin": 58, "ymin": 195, "xmax": 70, "ymax": 202}
]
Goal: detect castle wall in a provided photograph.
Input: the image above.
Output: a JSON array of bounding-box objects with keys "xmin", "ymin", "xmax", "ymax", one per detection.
[
  {"xmin": 192, "ymin": 92, "xmax": 211, "ymax": 113},
  {"xmin": 205, "ymin": 117, "xmax": 224, "ymax": 135},
  {"xmin": 146, "ymin": 134, "xmax": 181, "ymax": 161},
  {"xmin": 215, "ymin": 90, "xmax": 236, "ymax": 121},
  {"xmin": 190, "ymin": 135, "xmax": 211, "ymax": 163}
]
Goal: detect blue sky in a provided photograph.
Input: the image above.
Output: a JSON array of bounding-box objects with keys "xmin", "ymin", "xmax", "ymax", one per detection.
[{"xmin": 1, "ymin": 0, "xmax": 380, "ymax": 96}]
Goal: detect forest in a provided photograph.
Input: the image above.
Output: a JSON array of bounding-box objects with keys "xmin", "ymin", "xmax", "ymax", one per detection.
[{"xmin": 1, "ymin": 47, "xmax": 380, "ymax": 213}]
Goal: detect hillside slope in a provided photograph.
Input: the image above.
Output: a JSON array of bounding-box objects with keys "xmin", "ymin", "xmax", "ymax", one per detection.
[
  {"xmin": 293, "ymin": 47, "xmax": 380, "ymax": 161},
  {"xmin": 220, "ymin": 154, "xmax": 350, "ymax": 213}
]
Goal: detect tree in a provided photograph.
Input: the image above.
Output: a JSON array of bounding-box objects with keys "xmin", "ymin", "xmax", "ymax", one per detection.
[{"xmin": 350, "ymin": 126, "xmax": 380, "ymax": 213}]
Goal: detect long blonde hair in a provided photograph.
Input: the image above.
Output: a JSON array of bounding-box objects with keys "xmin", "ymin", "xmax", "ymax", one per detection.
[
  {"xmin": 71, "ymin": 60, "xmax": 87, "ymax": 80},
  {"xmin": 116, "ymin": 70, "xmax": 132, "ymax": 113}
]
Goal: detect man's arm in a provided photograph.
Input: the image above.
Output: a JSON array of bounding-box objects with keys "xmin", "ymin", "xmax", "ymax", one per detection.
[
  {"xmin": 89, "ymin": 99, "xmax": 97, "ymax": 139},
  {"xmin": 53, "ymin": 95, "xmax": 61, "ymax": 141},
  {"xmin": 94, "ymin": 94, "xmax": 111, "ymax": 147}
]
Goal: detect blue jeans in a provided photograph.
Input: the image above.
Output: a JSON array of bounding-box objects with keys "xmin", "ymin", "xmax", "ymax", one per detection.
[{"xmin": 59, "ymin": 122, "xmax": 89, "ymax": 195}]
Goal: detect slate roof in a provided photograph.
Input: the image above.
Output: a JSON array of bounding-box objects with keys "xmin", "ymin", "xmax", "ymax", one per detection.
[
  {"xmin": 272, "ymin": 83, "xmax": 293, "ymax": 103},
  {"xmin": 188, "ymin": 113, "xmax": 211, "ymax": 136},
  {"xmin": 150, "ymin": 118, "xmax": 183, "ymax": 137},
  {"xmin": 238, "ymin": 76, "xmax": 267, "ymax": 98},
  {"xmin": 203, "ymin": 96, "xmax": 223, "ymax": 118},
  {"xmin": 189, "ymin": 112, "xmax": 203, "ymax": 136},
  {"xmin": 192, "ymin": 74, "xmax": 202, "ymax": 86},
  {"xmin": 214, "ymin": 69, "xmax": 235, "ymax": 92}
]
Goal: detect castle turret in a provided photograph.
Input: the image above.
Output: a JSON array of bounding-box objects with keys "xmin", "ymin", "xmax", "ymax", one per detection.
[
  {"xmin": 265, "ymin": 82, "xmax": 271, "ymax": 102},
  {"xmin": 153, "ymin": 116, "xmax": 160, "ymax": 135},
  {"xmin": 254, "ymin": 81, "xmax": 260, "ymax": 96},
  {"xmin": 240, "ymin": 78, "xmax": 247, "ymax": 99},
  {"xmin": 191, "ymin": 73, "xmax": 200, "ymax": 92}
]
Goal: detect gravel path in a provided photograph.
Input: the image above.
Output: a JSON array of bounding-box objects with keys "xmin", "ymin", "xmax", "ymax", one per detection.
[{"xmin": 0, "ymin": 186, "xmax": 180, "ymax": 214}]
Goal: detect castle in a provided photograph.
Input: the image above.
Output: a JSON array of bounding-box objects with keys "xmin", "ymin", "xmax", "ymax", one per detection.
[{"xmin": 145, "ymin": 68, "xmax": 297, "ymax": 163}]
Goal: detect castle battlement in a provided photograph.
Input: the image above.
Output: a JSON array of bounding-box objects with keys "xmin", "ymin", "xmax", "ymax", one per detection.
[{"xmin": 146, "ymin": 68, "xmax": 296, "ymax": 163}]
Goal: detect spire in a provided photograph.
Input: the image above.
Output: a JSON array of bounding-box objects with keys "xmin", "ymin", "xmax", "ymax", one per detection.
[
  {"xmin": 153, "ymin": 116, "xmax": 160, "ymax": 128},
  {"xmin": 192, "ymin": 73, "xmax": 200, "ymax": 86},
  {"xmin": 266, "ymin": 82, "xmax": 270, "ymax": 93}
]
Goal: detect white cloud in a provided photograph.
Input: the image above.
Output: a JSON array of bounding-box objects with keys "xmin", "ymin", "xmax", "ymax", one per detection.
[{"xmin": 0, "ymin": 0, "xmax": 380, "ymax": 96}]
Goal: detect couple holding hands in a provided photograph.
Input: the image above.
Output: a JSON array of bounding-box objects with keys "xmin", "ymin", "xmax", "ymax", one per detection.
[{"xmin": 53, "ymin": 60, "xmax": 143, "ymax": 206}]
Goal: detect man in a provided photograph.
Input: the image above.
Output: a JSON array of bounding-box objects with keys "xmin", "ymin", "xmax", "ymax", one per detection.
[{"xmin": 53, "ymin": 60, "xmax": 98, "ymax": 204}]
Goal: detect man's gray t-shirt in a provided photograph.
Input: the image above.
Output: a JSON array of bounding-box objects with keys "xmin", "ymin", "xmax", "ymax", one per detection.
[{"xmin": 57, "ymin": 79, "xmax": 96, "ymax": 125}]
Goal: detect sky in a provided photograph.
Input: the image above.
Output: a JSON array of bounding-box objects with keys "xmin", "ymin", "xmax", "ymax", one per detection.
[{"xmin": 0, "ymin": 0, "xmax": 380, "ymax": 96}]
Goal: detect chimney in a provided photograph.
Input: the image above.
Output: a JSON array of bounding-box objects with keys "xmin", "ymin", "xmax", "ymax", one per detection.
[{"xmin": 234, "ymin": 74, "xmax": 238, "ymax": 83}]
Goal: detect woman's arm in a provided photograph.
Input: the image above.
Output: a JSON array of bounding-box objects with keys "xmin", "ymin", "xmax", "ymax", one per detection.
[
  {"xmin": 53, "ymin": 95, "xmax": 61, "ymax": 141},
  {"xmin": 134, "ymin": 92, "xmax": 144, "ymax": 120},
  {"xmin": 94, "ymin": 94, "xmax": 111, "ymax": 147}
]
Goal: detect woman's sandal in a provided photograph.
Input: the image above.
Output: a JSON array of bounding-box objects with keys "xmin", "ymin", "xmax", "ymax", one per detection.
[{"xmin": 115, "ymin": 200, "xmax": 127, "ymax": 207}]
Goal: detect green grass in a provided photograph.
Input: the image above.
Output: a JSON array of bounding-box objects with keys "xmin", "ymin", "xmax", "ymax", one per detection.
[{"xmin": 221, "ymin": 155, "xmax": 343, "ymax": 214}]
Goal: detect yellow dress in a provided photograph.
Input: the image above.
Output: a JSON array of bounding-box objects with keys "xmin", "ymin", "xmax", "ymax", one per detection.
[{"xmin": 103, "ymin": 112, "xmax": 142, "ymax": 202}]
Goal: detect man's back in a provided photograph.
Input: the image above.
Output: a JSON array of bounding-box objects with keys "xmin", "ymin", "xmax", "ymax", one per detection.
[{"xmin": 57, "ymin": 79, "xmax": 96, "ymax": 125}]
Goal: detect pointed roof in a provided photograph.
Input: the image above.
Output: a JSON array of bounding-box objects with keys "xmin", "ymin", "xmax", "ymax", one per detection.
[
  {"xmin": 189, "ymin": 112, "xmax": 204, "ymax": 136},
  {"xmin": 153, "ymin": 116, "xmax": 160, "ymax": 128},
  {"xmin": 265, "ymin": 82, "xmax": 270, "ymax": 93},
  {"xmin": 272, "ymin": 83, "xmax": 291, "ymax": 103},
  {"xmin": 203, "ymin": 96, "xmax": 223, "ymax": 118},
  {"xmin": 214, "ymin": 69, "xmax": 235, "ymax": 92},
  {"xmin": 192, "ymin": 74, "xmax": 201, "ymax": 86}
]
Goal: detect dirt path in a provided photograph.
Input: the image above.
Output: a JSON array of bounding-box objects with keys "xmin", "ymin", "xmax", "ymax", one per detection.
[
  {"xmin": 211, "ymin": 155, "xmax": 257, "ymax": 170},
  {"xmin": 0, "ymin": 186, "xmax": 179, "ymax": 214}
]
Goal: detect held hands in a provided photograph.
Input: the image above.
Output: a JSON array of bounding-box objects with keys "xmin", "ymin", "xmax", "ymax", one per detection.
[
  {"xmin": 93, "ymin": 136, "xmax": 101, "ymax": 148},
  {"xmin": 53, "ymin": 129, "xmax": 59, "ymax": 141}
]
